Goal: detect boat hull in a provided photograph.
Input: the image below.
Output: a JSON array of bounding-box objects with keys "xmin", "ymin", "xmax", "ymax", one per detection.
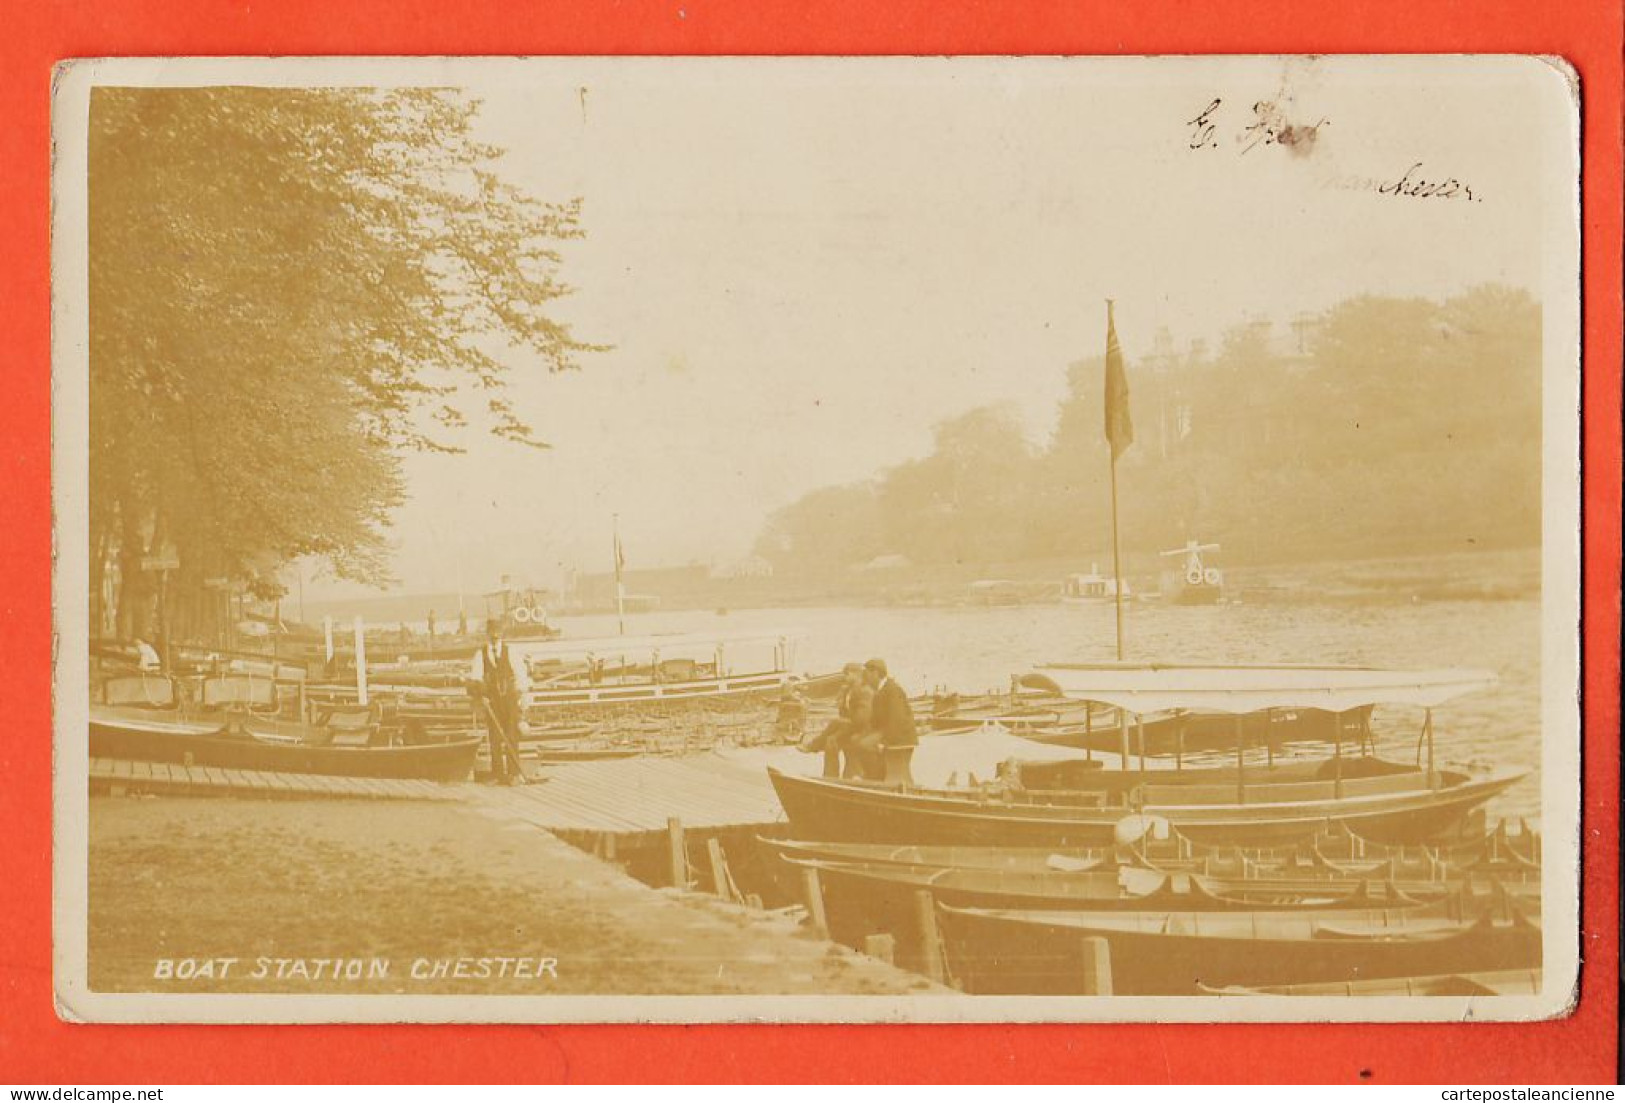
[
  {"xmin": 936, "ymin": 905, "xmax": 1541, "ymax": 996},
  {"xmin": 90, "ymin": 712, "xmax": 481, "ymax": 782},
  {"xmin": 767, "ymin": 767, "xmax": 1524, "ymax": 849}
]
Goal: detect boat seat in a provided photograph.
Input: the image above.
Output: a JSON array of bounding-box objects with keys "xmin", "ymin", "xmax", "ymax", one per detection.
[
  {"xmin": 320, "ymin": 706, "xmax": 377, "ymax": 748},
  {"xmin": 200, "ymin": 675, "xmax": 278, "ymax": 712},
  {"xmin": 101, "ymin": 673, "xmax": 178, "ymax": 709}
]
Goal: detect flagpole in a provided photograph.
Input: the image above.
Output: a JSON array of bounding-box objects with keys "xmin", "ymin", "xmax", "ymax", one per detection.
[
  {"xmin": 1104, "ymin": 298, "xmax": 1132, "ymax": 772},
  {"xmin": 1109, "ymin": 443, "xmax": 1126, "ymax": 662},
  {"xmin": 612, "ymin": 513, "xmax": 626, "ymax": 636},
  {"xmin": 1106, "ymin": 299, "xmax": 1126, "ymax": 663}
]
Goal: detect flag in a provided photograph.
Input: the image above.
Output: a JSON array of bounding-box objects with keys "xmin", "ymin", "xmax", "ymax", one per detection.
[
  {"xmin": 1104, "ymin": 301, "xmax": 1134, "ymax": 460},
  {"xmin": 613, "ymin": 528, "xmax": 626, "ymax": 577}
]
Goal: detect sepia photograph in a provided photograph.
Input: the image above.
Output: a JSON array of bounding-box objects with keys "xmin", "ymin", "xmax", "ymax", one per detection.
[{"xmin": 50, "ymin": 54, "xmax": 1581, "ymax": 1023}]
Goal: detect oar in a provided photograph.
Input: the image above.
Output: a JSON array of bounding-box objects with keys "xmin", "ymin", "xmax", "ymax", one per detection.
[{"xmin": 477, "ymin": 696, "xmax": 530, "ymax": 783}]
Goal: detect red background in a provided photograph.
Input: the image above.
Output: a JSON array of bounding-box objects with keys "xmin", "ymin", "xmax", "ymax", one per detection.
[{"xmin": 1, "ymin": 0, "xmax": 1618, "ymax": 1084}]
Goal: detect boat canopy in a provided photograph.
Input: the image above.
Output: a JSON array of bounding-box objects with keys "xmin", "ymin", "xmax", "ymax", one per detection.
[
  {"xmin": 513, "ymin": 630, "xmax": 800, "ymax": 663},
  {"xmin": 1032, "ymin": 663, "xmax": 1497, "ymax": 715}
]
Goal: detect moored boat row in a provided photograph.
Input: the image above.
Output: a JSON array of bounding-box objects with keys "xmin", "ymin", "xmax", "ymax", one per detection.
[{"xmin": 760, "ymin": 662, "xmax": 1542, "ymax": 996}]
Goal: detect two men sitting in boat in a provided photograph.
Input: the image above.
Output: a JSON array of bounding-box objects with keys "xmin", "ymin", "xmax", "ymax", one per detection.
[
  {"xmin": 799, "ymin": 658, "xmax": 918, "ymax": 784},
  {"xmin": 468, "ymin": 617, "xmax": 530, "ymax": 785}
]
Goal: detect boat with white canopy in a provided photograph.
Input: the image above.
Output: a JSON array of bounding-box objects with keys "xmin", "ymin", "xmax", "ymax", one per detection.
[
  {"xmin": 1032, "ymin": 662, "xmax": 1493, "ymax": 780},
  {"xmin": 767, "ymin": 663, "xmax": 1525, "ymax": 848}
]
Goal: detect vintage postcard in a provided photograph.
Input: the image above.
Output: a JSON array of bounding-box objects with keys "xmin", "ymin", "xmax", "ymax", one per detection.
[{"xmin": 51, "ymin": 55, "xmax": 1581, "ymax": 1023}]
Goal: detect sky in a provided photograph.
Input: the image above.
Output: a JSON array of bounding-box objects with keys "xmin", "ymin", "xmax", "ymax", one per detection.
[{"xmin": 296, "ymin": 56, "xmax": 1567, "ymax": 600}]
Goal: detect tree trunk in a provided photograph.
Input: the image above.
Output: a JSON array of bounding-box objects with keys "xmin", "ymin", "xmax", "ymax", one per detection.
[
  {"xmin": 89, "ymin": 516, "xmax": 109, "ymax": 640},
  {"xmin": 116, "ymin": 501, "xmax": 152, "ymax": 640}
]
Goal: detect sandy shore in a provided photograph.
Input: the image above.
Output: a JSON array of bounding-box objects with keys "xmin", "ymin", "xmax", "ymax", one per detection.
[{"xmin": 87, "ymin": 793, "xmax": 943, "ymax": 997}]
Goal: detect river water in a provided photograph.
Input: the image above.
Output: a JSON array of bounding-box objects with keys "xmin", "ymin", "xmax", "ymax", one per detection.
[{"xmin": 548, "ymin": 597, "xmax": 1550, "ymax": 823}]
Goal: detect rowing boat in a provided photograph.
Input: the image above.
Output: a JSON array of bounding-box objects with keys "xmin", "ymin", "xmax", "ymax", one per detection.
[
  {"xmin": 89, "ymin": 705, "xmax": 481, "ymax": 781},
  {"xmin": 935, "ymin": 892, "xmax": 1540, "ymax": 995},
  {"xmin": 790, "ymin": 853, "xmax": 1446, "ymax": 914},
  {"xmin": 1199, "ymin": 967, "xmax": 1543, "ymax": 997},
  {"xmin": 768, "ymin": 763, "xmax": 1522, "ymax": 849}
]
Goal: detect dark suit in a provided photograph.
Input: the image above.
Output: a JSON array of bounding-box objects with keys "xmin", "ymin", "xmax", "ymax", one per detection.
[
  {"xmin": 802, "ymin": 682, "xmax": 873, "ymax": 778},
  {"xmin": 871, "ymin": 678, "xmax": 918, "ymax": 747},
  {"xmin": 475, "ymin": 642, "xmax": 525, "ymax": 780}
]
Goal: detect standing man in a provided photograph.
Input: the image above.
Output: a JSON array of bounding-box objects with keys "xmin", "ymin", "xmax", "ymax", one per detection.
[
  {"xmin": 865, "ymin": 658, "xmax": 918, "ymax": 785},
  {"xmin": 470, "ymin": 617, "xmax": 529, "ymax": 784}
]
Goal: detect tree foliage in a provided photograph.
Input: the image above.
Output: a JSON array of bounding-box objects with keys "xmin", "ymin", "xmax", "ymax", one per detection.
[
  {"xmin": 756, "ymin": 286, "xmax": 1542, "ymax": 575},
  {"xmin": 90, "ymin": 87, "xmax": 600, "ymax": 640}
]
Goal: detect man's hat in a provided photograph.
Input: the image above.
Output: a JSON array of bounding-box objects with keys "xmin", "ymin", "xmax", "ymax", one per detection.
[
  {"xmin": 486, "ymin": 617, "xmax": 504, "ymax": 634},
  {"xmin": 842, "ymin": 662, "xmax": 865, "ymax": 675},
  {"xmin": 864, "ymin": 658, "xmax": 888, "ymax": 677}
]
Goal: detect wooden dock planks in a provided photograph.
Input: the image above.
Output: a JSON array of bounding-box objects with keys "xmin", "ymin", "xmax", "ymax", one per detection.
[
  {"xmin": 90, "ymin": 748, "xmax": 792, "ymax": 836},
  {"xmin": 472, "ymin": 750, "xmax": 790, "ymax": 836},
  {"xmin": 89, "ymin": 758, "xmax": 469, "ymax": 802}
]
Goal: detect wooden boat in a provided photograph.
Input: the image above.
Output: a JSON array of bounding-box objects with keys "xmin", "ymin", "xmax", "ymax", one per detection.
[
  {"xmin": 90, "ymin": 706, "xmax": 228, "ymax": 741},
  {"xmin": 770, "ymin": 664, "xmax": 1523, "ymax": 848},
  {"xmin": 527, "ymin": 744, "xmax": 645, "ymax": 763},
  {"xmin": 788, "ymin": 855, "xmax": 1441, "ymax": 914},
  {"xmin": 284, "ymin": 582, "xmax": 561, "ymax": 666},
  {"xmin": 305, "ymin": 682, "xmax": 478, "ymax": 736},
  {"xmin": 89, "ymin": 704, "xmax": 481, "ymax": 781},
  {"xmin": 769, "ymin": 762, "xmax": 1522, "ymax": 849},
  {"xmin": 519, "ymin": 630, "xmax": 805, "ymax": 710},
  {"xmin": 762, "ymin": 837, "xmax": 1116, "ymax": 874},
  {"xmin": 935, "ymin": 892, "xmax": 1540, "ymax": 996},
  {"xmin": 1200, "ymin": 967, "xmax": 1543, "ymax": 997},
  {"xmin": 760, "ymin": 827, "xmax": 1539, "ymax": 890},
  {"xmin": 305, "ymin": 631, "xmax": 826, "ymax": 733}
]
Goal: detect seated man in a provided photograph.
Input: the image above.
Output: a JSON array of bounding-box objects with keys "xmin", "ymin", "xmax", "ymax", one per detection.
[{"xmin": 797, "ymin": 663, "xmax": 871, "ymax": 778}]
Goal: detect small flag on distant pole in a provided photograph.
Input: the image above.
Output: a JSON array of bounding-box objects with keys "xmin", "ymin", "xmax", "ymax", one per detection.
[{"xmin": 1104, "ymin": 300, "xmax": 1134, "ymax": 460}]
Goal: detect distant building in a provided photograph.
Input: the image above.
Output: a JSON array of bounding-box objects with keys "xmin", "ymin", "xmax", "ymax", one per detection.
[
  {"xmin": 1136, "ymin": 312, "xmax": 1326, "ymax": 457},
  {"xmin": 709, "ymin": 555, "xmax": 775, "ymax": 581}
]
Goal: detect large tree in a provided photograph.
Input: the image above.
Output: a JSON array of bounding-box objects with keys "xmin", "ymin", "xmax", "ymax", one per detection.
[
  {"xmin": 90, "ymin": 87, "xmax": 601, "ymax": 640},
  {"xmin": 755, "ymin": 287, "xmax": 1542, "ymax": 577}
]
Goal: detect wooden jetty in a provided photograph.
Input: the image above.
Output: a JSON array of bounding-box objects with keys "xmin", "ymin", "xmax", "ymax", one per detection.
[
  {"xmin": 477, "ymin": 751, "xmax": 792, "ymax": 892},
  {"xmin": 90, "ymin": 747, "xmax": 797, "ymax": 897},
  {"xmin": 89, "ymin": 756, "xmax": 464, "ymax": 801}
]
